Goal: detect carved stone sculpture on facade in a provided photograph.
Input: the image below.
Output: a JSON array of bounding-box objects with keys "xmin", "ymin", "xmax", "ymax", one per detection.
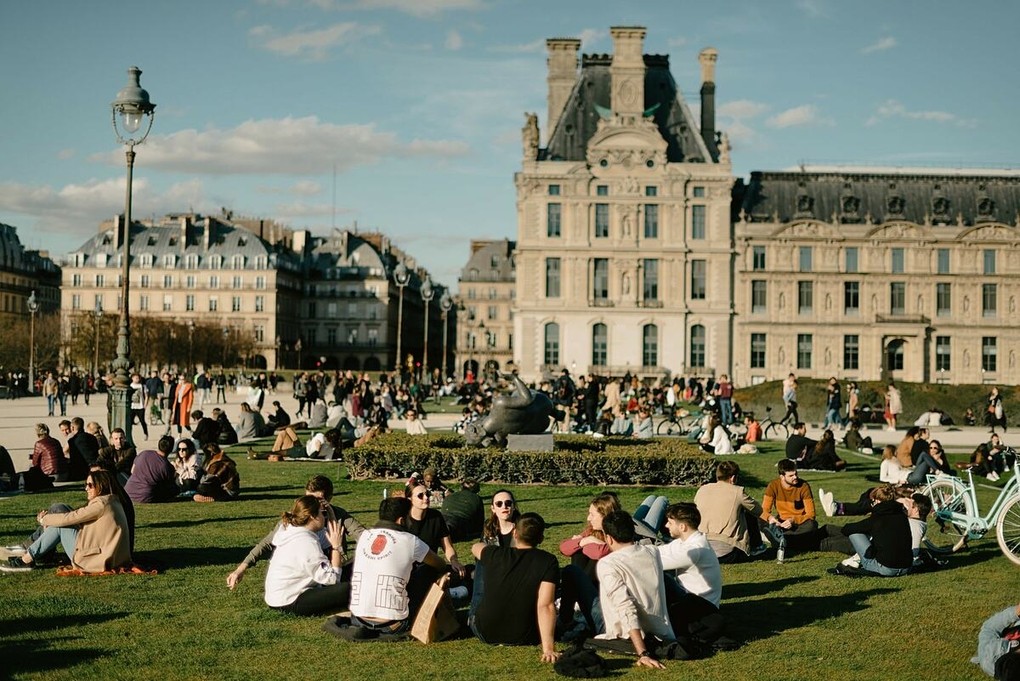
[{"xmin": 522, "ymin": 112, "xmax": 539, "ymax": 160}]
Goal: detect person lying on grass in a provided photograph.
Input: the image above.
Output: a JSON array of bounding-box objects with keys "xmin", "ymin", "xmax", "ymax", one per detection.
[
  {"xmin": 227, "ymin": 475, "xmax": 365, "ymax": 590},
  {"xmin": 263, "ymin": 495, "xmax": 349, "ymax": 616}
]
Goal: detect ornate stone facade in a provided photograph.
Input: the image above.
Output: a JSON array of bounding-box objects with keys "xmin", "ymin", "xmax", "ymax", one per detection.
[{"xmin": 456, "ymin": 239, "xmax": 516, "ymax": 380}]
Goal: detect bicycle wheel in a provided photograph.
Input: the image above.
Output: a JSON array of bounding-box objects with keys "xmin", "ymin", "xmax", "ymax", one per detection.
[
  {"xmin": 995, "ymin": 494, "xmax": 1020, "ymax": 566},
  {"xmin": 923, "ymin": 478, "xmax": 975, "ymax": 552},
  {"xmin": 657, "ymin": 418, "xmax": 683, "ymax": 436},
  {"xmin": 765, "ymin": 422, "xmax": 788, "ymax": 440}
]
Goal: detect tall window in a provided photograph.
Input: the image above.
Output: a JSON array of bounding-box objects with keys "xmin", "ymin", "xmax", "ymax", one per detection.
[
  {"xmin": 890, "ymin": 282, "xmax": 906, "ymax": 315},
  {"xmin": 691, "ymin": 260, "xmax": 706, "ymax": 300},
  {"xmin": 751, "ymin": 281, "xmax": 767, "ymax": 313},
  {"xmin": 210, "ymin": 275, "xmax": 219, "ymax": 289},
  {"xmin": 887, "ymin": 340, "xmax": 905, "ymax": 371},
  {"xmin": 891, "ymin": 248, "xmax": 905, "ymax": 273},
  {"xmin": 208, "ymin": 297, "xmax": 218, "ymax": 312},
  {"xmin": 691, "ymin": 205, "xmax": 706, "ymax": 239},
  {"xmin": 752, "ymin": 246, "xmax": 766, "ymax": 271},
  {"xmin": 845, "ymin": 247, "xmax": 859, "ymax": 273},
  {"xmin": 186, "ymin": 275, "xmax": 196, "ymax": 289},
  {"xmin": 690, "ymin": 325, "xmax": 706, "ymax": 368},
  {"xmin": 592, "ymin": 259, "xmax": 609, "ymax": 302},
  {"xmin": 643, "ymin": 204, "xmax": 659, "ymax": 238},
  {"xmin": 750, "ymin": 333, "xmax": 766, "ymax": 369},
  {"xmin": 185, "ymin": 295, "xmax": 195, "ymax": 312},
  {"xmin": 162, "ymin": 294, "xmax": 172, "ymax": 311},
  {"xmin": 984, "ymin": 249, "xmax": 996, "ymax": 275},
  {"xmin": 591, "ymin": 324, "xmax": 608, "ymax": 366},
  {"xmin": 982, "ymin": 337, "xmax": 997, "ymax": 372},
  {"xmin": 543, "ymin": 323, "xmax": 559, "ymax": 366},
  {"xmin": 232, "ymin": 296, "xmax": 241, "ymax": 312},
  {"xmin": 642, "ymin": 259, "xmax": 659, "ymax": 302},
  {"xmin": 594, "ymin": 204, "xmax": 609, "ymax": 238},
  {"xmin": 139, "ymin": 295, "xmax": 149, "ymax": 312},
  {"xmin": 547, "ymin": 204, "xmax": 561, "ymax": 237},
  {"xmin": 255, "ymin": 296, "xmax": 265, "ymax": 312},
  {"xmin": 140, "ymin": 274, "xmax": 150, "ymax": 289},
  {"xmin": 844, "ymin": 281, "xmax": 860, "ymax": 314},
  {"xmin": 935, "ymin": 336, "xmax": 951, "ymax": 371},
  {"xmin": 797, "ymin": 334, "xmax": 812, "ymax": 369},
  {"xmin": 983, "ymin": 283, "xmax": 997, "ymax": 317},
  {"xmin": 487, "ymin": 305, "xmax": 497, "ymax": 321},
  {"xmin": 799, "ymin": 246, "xmax": 813, "ymax": 272},
  {"xmin": 545, "ymin": 258, "xmax": 561, "ymax": 298},
  {"xmin": 642, "ymin": 324, "xmax": 658, "ymax": 367},
  {"xmin": 844, "ymin": 335, "xmax": 859, "ymax": 371},
  {"xmin": 936, "ymin": 283, "xmax": 951, "ymax": 316},
  {"xmin": 937, "ymin": 248, "xmax": 950, "ymax": 274},
  {"xmin": 798, "ymin": 281, "xmax": 813, "ymax": 314}
]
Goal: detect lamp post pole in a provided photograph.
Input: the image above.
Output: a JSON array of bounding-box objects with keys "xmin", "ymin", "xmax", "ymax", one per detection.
[
  {"xmin": 188, "ymin": 321, "xmax": 195, "ymax": 372},
  {"xmin": 439, "ymin": 292, "xmax": 452, "ymax": 381},
  {"xmin": 93, "ymin": 305, "xmax": 104, "ymax": 378},
  {"xmin": 222, "ymin": 327, "xmax": 229, "ymax": 367},
  {"xmin": 420, "ymin": 275, "xmax": 434, "ymax": 383},
  {"xmin": 27, "ymin": 291, "xmax": 39, "ymax": 393},
  {"xmin": 393, "ymin": 262, "xmax": 409, "ymax": 382},
  {"xmin": 110, "ymin": 66, "xmax": 155, "ymax": 445}
]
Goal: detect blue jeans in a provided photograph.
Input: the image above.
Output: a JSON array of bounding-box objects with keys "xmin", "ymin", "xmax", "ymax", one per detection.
[
  {"xmin": 906, "ymin": 452, "xmax": 945, "ymax": 486},
  {"xmin": 719, "ymin": 398, "xmax": 732, "ymax": 426},
  {"xmin": 823, "ymin": 408, "xmax": 840, "ymax": 429},
  {"xmin": 634, "ymin": 495, "xmax": 669, "ymax": 539},
  {"xmin": 47, "ymin": 395, "xmax": 57, "ymax": 416},
  {"xmin": 29, "ymin": 523, "xmax": 78, "ymax": 563},
  {"xmin": 847, "ymin": 533, "xmax": 909, "ymax": 577},
  {"xmin": 559, "ymin": 564, "xmax": 604, "ymax": 634}
]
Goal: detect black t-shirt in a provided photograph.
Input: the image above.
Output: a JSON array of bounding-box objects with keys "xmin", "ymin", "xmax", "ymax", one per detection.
[
  {"xmin": 475, "ymin": 545, "xmax": 559, "ymax": 646},
  {"xmin": 405, "ymin": 508, "xmax": 450, "ymax": 553},
  {"xmin": 440, "ymin": 491, "xmax": 484, "ymax": 542},
  {"xmin": 786, "ymin": 434, "xmax": 815, "ymax": 460}
]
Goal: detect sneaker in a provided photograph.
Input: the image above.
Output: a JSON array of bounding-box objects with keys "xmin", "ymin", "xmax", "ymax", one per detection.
[
  {"xmin": 0, "ymin": 556, "xmax": 32, "ymax": 572},
  {"xmin": 448, "ymin": 586, "xmax": 469, "ymax": 601},
  {"xmin": 841, "ymin": 554, "xmax": 861, "ymax": 569},
  {"xmin": 749, "ymin": 543, "xmax": 769, "ymax": 557},
  {"xmin": 819, "ymin": 489, "xmax": 836, "ymax": 517}
]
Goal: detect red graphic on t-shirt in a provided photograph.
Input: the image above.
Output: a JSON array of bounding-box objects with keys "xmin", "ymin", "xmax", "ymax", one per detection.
[{"xmin": 371, "ymin": 534, "xmax": 389, "ymax": 555}]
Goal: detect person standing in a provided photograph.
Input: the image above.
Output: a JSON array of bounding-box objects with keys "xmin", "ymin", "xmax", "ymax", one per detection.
[
  {"xmin": 823, "ymin": 378, "xmax": 842, "ymax": 430},
  {"xmin": 885, "ymin": 381, "xmax": 902, "ymax": 432},
  {"xmin": 129, "ymin": 373, "xmax": 149, "ymax": 440},
  {"xmin": 172, "ymin": 375, "xmax": 195, "ymax": 435},
  {"xmin": 987, "ymin": 387, "xmax": 1007, "ymax": 434},
  {"xmin": 713, "ymin": 375, "xmax": 734, "ymax": 427},
  {"xmin": 43, "ymin": 372, "xmax": 58, "ymax": 417},
  {"xmin": 780, "ymin": 373, "xmax": 799, "ymax": 425}
]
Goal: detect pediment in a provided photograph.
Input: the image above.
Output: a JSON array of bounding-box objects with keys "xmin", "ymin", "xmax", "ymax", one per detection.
[
  {"xmin": 586, "ymin": 119, "xmax": 667, "ymax": 174},
  {"xmin": 773, "ymin": 221, "xmax": 841, "ymax": 239},
  {"xmin": 864, "ymin": 222, "xmax": 931, "ymax": 240},
  {"xmin": 959, "ymin": 222, "xmax": 1017, "ymax": 242}
]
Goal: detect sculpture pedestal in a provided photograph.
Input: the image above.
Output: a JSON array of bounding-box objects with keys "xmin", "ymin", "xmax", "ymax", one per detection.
[{"xmin": 506, "ymin": 433, "xmax": 554, "ymax": 452}]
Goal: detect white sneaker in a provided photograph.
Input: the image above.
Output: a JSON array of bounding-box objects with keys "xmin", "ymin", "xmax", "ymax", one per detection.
[
  {"xmin": 841, "ymin": 554, "xmax": 861, "ymax": 569},
  {"xmin": 818, "ymin": 488, "xmax": 835, "ymax": 517}
]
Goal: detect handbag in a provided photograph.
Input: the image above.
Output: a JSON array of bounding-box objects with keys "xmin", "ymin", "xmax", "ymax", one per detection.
[{"xmin": 410, "ymin": 573, "xmax": 460, "ymax": 644}]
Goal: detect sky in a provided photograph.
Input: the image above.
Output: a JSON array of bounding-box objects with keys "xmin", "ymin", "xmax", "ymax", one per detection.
[{"xmin": 2, "ymin": 0, "xmax": 1019, "ymax": 290}]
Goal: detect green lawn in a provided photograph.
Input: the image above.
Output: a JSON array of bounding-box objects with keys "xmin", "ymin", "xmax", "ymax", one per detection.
[{"xmin": 0, "ymin": 439, "xmax": 1012, "ymax": 681}]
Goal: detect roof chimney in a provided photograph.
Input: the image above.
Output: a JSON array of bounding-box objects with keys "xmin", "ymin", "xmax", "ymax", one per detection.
[
  {"xmin": 204, "ymin": 216, "xmax": 213, "ymax": 250},
  {"xmin": 180, "ymin": 215, "xmax": 190, "ymax": 252},
  {"xmin": 699, "ymin": 47, "xmax": 719, "ymax": 161},
  {"xmin": 610, "ymin": 27, "xmax": 647, "ymax": 122},
  {"xmin": 113, "ymin": 214, "xmax": 123, "ymax": 251},
  {"xmin": 546, "ymin": 38, "xmax": 581, "ymax": 143}
]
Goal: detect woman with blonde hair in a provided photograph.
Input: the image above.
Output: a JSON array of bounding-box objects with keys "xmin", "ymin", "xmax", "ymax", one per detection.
[
  {"xmin": 557, "ymin": 492, "xmax": 621, "ymax": 637},
  {"xmin": 263, "ymin": 495, "xmax": 348, "ymax": 615},
  {"xmin": 880, "ymin": 444, "xmax": 911, "ymax": 484}
]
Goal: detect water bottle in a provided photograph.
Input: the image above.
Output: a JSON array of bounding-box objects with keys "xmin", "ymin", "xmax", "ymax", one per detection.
[
  {"xmin": 382, "ymin": 487, "xmax": 388, "ymax": 499},
  {"xmin": 776, "ymin": 547, "xmax": 785, "ymax": 564}
]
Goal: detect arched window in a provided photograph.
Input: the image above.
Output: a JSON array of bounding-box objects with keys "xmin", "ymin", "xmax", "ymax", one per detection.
[
  {"xmin": 642, "ymin": 324, "xmax": 658, "ymax": 368},
  {"xmin": 690, "ymin": 325, "xmax": 706, "ymax": 368},
  {"xmin": 592, "ymin": 323, "xmax": 607, "ymax": 366},
  {"xmin": 886, "ymin": 339, "xmax": 905, "ymax": 372},
  {"xmin": 543, "ymin": 322, "xmax": 560, "ymax": 366}
]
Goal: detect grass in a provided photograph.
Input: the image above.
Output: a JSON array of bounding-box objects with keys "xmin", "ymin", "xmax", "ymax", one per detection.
[{"xmin": 0, "ymin": 436, "xmax": 1014, "ymax": 681}]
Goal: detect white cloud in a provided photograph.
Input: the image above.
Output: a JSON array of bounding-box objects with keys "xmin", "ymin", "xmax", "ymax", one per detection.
[
  {"xmin": 577, "ymin": 28, "xmax": 604, "ymax": 48},
  {"xmin": 766, "ymin": 104, "xmax": 832, "ymax": 128},
  {"xmin": 866, "ymin": 99, "xmax": 976, "ymax": 128},
  {"xmin": 718, "ymin": 99, "xmax": 769, "ymax": 120},
  {"xmin": 445, "ymin": 29, "xmax": 463, "ymax": 50},
  {"xmin": 89, "ymin": 116, "xmax": 470, "ymax": 176},
  {"xmin": 249, "ymin": 22, "xmax": 378, "ymax": 60},
  {"xmin": 861, "ymin": 36, "xmax": 896, "ymax": 55},
  {"xmin": 273, "ymin": 201, "xmax": 336, "ymax": 218},
  {"xmin": 326, "ymin": 0, "xmax": 484, "ymax": 16},
  {"xmin": 290, "ymin": 180, "xmax": 323, "ymax": 196},
  {"xmin": 488, "ymin": 39, "xmax": 544, "ymax": 54}
]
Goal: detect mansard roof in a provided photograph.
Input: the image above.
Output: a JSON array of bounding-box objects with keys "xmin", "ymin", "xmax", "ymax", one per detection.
[
  {"xmin": 308, "ymin": 229, "xmax": 387, "ymax": 275},
  {"xmin": 0, "ymin": 223, "xmax": 61, "ymax": 276},
  {"xmin": 543, "ymin": 54, "xmax": 709, "ymax": 164},
  {"xmin": 460, "ymin": 239, "xmax": 516, "ymax": 283},
  {"xmin": 737, "ymin": 169, "xmax": 1020, "ymax": 227}
]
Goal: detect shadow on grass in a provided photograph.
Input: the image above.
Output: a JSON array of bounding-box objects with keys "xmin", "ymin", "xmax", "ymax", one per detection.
[
  {"xmin": 941, "ymin": 541, "xmax": 1008, "ymax": 569},
  {"xmin": 0, "ymin": 611, "xmax": 129, "ymax": 638},
  {"xmin": 722, "ymin": 575, "xmax": 820, "ymax": 600},
  {"xmin": 0, "ymin": 642, "xmax": 110, "ymax": 676},
  {"xmin": 143, "ymin": 515, "xmax": 269, "ymax": 529},
  {"xmin": 722, "ymin": 587, "xmax": 897, "ymax": 642},
  {"xmin": 136, "ymin": 545, "xmax": 250, "ymax": 570}
]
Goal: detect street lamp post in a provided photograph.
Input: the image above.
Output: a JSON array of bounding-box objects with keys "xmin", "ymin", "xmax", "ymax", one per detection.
[
  {"xmin": 27, "ymin": 291, "xmax": 39, "ymax": 393},
  {"xmin": 93, "ymin": 305, "xmax": 104, "ymax": 378},
  {"xmin": 439, "ymin": 291, "xmax": 453, "ymax": 381},
  {"xmin": 110, "ymin": 65, "xmax": 156, "ymax": 445},
  {"xmin": 393, "ymin": 262, "xmax": 410, "ymax": 381},
  {"xmin": 188, "ymin": 320, "xmax": 195, "ymax": 372},
  {"xmin": 420, "ymin": 275, "xmax": 434, "ymax": 382},
  {"xmin": 222, "ymin": 327, "xmax": 229, "ymax": 367}
]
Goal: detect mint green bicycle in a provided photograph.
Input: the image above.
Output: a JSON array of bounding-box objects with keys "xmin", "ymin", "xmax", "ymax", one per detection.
[{"xmin": 923, "ymin": 456, "xmax": 1020, "ymax": 565}]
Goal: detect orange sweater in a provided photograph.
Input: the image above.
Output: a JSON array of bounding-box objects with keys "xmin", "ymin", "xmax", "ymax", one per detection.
[{"xmin": 760, "ymin": 479, "xmax": 815, "ymax": 525}]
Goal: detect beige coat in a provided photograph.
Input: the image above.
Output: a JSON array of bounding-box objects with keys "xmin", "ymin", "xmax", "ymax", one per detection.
[
  {"xmin": 694, "ymin": 480, "xmax": 763, "ymax": 556},
  {"xmin": 41, "ymin": 494, "xmax": 131, "ymax": 573}
]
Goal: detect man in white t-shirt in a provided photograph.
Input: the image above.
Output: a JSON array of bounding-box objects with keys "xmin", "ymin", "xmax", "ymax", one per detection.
[
  {"xmin": 350, "ymin": 497, "xmax": 446, "ymax": 634},
  {"xmin": 657, "ymin": 503, "xmax": 723, "ymax": 641}
]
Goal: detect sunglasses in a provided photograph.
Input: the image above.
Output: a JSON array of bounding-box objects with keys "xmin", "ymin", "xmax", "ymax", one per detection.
[
  {"xmin": 85, "ymin": 482, "xmax": 95, "ymax": 489},
  {"xmin": 415, "ymin": 493, "xmax": 429, "ymax": 500},
  {"xmin": 494, "ymin": 500, "xmax": 514, "ymax": 509}
]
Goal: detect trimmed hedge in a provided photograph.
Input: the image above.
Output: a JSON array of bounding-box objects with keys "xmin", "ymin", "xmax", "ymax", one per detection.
[{"xmin": 343, "ymin": 433, "xmax": 716, "ymax": 487}]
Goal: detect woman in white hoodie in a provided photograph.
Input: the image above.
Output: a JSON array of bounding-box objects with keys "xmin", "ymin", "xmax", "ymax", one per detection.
[{"xmin": 264, "ymin": 495, "xmax": 348, "ymax": 615}]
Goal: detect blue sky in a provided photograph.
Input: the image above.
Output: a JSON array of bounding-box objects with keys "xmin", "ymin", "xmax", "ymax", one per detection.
[{"xmin": 2, "ymin": 0, "xmax": 1018, "ymax": 288}]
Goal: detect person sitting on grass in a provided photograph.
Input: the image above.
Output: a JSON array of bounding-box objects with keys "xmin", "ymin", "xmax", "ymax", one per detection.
[
  {"xmin": 263, "ymin": 495, "xmax": 349, "ymax": 616},
  {"xmin": 469, "ymin": 512, "xmax": 560, "ymax": 663},
  {"xmin": 194, "ymin": 445, "xmax": 240, "ymax": 503},
  {"xmin": 557, "ymin": 492, "xmax": 620, "ymax": 638},
  {"xmin": 1, "ymin": 469, "xmax": 131, "ymax": 574},
  {"xmin": 801, "ymin": 429, "xmax": 846, "ymax": 471},
  {"xmin": 440, "ymin": 479, "xmax": 486, "ymax": 544},
  {"xmin": 593, "ymin": 510, "xmax": 673, "ymax": 669},
  {"xmin": 213, "ymin": 408, "xmax": 238, "ymax": 446},
  {"xmin": 173, "ymin": 438, "xmax": 204, "ymax": 493},
  {"xmin": 403, "ymin": 409, "xmax": 428, "ymax": 436},
  {"xmin": 760, "ymin": 459, "xmax": 819, "ymax": 555},
  {"xmin": 406, "ymin": 483, "xmax": 467, "ymax": 580},
  {"xmin": 227, "ymin": 475, "xmax": 365, "ymax": 590},
  {"xmin": 842, "ymin": 419, "xmax": 874, "ymax": 453},
  {"xmin": 191, "ymin": 410, "xmax": 220, "ymax": 448},
  {"xmin": 700, "ymin": 413, "xmax": 733, "ymax": 455},
  {"xmin": 880, "ymin": 444, "xmax": 912, "ymax": 484},
  {"xmin": 31, "ymin": 423, "xmax": 68, "ymax": 482},
  {"xmin": 906, "ymin": 439, "xmax": 953, "ymax": 486},
  {"xmin": 305, "ymin": 429, "xmax": 342, "ymax": 460},
  {"xmin": 97, "ymin": 427, "xmax": 137, "ymax": 485},
  {"xmin": 784, "ymin": 422, "xmax": 814, "ymax": 463},
  {"xmin": 349, "ymin": 496, "xmax": 448, "ymax": 636},
  {"xmin": 693, "ymin": 460, "xmax": 766, "ymax": 563},
  {"xmin": 266, "ymin": 400, "xmax": 291, "ymax": 431},
  {"xmin": 124, "ymin": 435, "xmax": 178, "ymax": 504},
  {"xmin": 829, "ymin": 495, "xmax": 916, "ymax": 577},
  {"xmin": 657, "ymin": 503, "xmax": 723, "ymax": 643},
  {"xmin": 248, "ymin": 425, "xmax": 303, "ymax": 460},
  {"xmin": 633, "ymin": 408, "xmax": 654, "ymax": 439},
  {"xmin": 236, "ymin": 402, "xmax": 265, "ymax": 441},
  {"xmin": 972, "ymin": 602, "xmax": 1020, "ymax": 679}
]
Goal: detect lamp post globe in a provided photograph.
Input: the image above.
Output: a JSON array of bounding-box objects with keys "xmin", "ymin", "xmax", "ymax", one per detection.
[{"xmin": 393, "ymin": 262, "xmax": 410, "ymax": 379}]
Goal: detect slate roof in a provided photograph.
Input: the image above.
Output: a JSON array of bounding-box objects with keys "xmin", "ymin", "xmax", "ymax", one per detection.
[
  {"xmin": 307, "ymin": 230, "xmax": 387, "ymax": 276},
  {"xmin": 543, "ymin": 54, "xmax": 711, "ymax": 164},
  {"xmin": 460, "ymin": 239, "xmax": 516, "ymax": 283},
  {"xmin": 0, "ymin": 223, "xmax": 60, "ymax": 276},
  {"xmin": 736, "ymin": 170, "xmax": 1020, "ymax": 227}
]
